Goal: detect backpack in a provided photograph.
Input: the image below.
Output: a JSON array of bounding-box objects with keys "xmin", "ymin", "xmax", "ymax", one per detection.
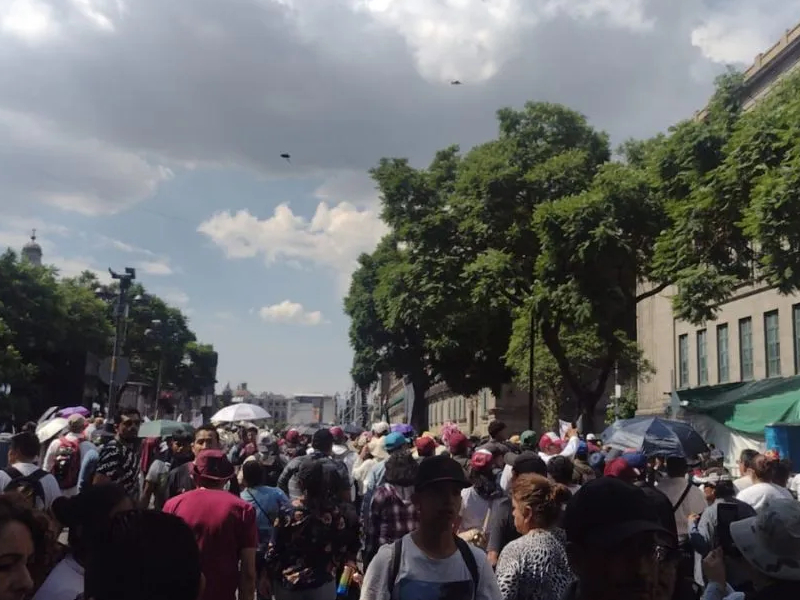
[
  {"xmin": 4, "ymin": 467, "xmax": 47, "ymax": 508},
  {"xmin": 52, "ymin": 437, "xmax": 82, "ymax": 490},
  {"xmin": 387, "ymin": 536, "xmax": 479, "ymax": 599}
]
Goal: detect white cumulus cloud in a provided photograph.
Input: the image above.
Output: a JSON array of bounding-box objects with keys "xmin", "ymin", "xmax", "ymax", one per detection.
[
  {"xmin": 197, "ymin": 201, "xmax": 387, "ymax": 291},
  {"xmin": 259, "ymin": 300, "xmax": 324, "ymax": 326},
  {"xmin": 135, "ymin": 259, "xmax": 173, "ymax": 276}
]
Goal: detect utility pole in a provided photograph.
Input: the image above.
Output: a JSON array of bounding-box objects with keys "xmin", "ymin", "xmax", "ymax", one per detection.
[{"xmin": 108, "ymin": 267, "xmax": 136, "ymax": 420}]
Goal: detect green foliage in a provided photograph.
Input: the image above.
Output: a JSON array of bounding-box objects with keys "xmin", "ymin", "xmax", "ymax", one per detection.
[
  {"xmin": 346, "ymin": 69, "xmax": 800, "ymax": 432},
  {"xmin": 605, "ymin": 389, "xmax": 639, "ymax": 423},
  {"xmin": 0, "ymin": 250, "xmax": 215, "ymax": 418}
]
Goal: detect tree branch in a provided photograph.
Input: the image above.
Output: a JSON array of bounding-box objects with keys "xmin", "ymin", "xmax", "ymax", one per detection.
[
  {"xmin": 540, "ymin": 318, "xmax": 588, "ymax": 398},
  {"xmin": 635, "ymin": 281, "xmax": 670, "ymax": 303}
]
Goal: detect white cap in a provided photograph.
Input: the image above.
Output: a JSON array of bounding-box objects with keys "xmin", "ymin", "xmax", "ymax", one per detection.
[{"xmin": 586, "ymin": 433, "xmax": 597, "ymax": 441}]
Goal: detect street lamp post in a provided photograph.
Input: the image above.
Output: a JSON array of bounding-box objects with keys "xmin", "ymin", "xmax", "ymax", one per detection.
[
  {"xmin": 107, "ymin": 268, "xmax": 136, "ymax": 420},
  {"xmin": 145, "ymin": 317, "xmax": 178, "ymax": 418}
]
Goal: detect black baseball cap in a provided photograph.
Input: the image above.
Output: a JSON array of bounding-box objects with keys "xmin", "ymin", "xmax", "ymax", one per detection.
[
  {"xmin": 563, "ymin": 477, "xmax": 670, "ymax": 549},
  {"xmin": 311, "ymin": 428, "xmax": 333, "ymax": 449},
  {"xmin": 415, "ymin": 455, "xmax": 470, "ymax": 491},
  {"xmin": 505, "ymin": 451, "xmax": 547, "ymax": 476}
]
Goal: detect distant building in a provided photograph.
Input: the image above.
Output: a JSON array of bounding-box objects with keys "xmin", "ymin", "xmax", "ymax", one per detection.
[
  {"xmin": 21, "ymin": 230, "xmax": 42, "ymax": 266},
  {"xmin": 289, "ymin": 394, "xmax": 335, "ymax": 424},
  {"xmin": 257, "ymin": 393, "xmax": 290, "ymax": 426}
]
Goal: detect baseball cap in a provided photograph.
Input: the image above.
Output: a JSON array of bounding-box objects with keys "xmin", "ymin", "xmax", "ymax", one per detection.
[
  {"xmin": 539, "ymin": 432, "xmax": 559, "ymax": 451},
  {"xmin": 586, "ymin": 433, "xmax": 598, "ymax": 442},
  {"xmin": 415, "ymin": 455, "xmax": 469, "ymax": 491},
  {"xmin": 564, "ymin": 477, "xmax": 670, "ymax": 548},
  {"xmin": 285, "ymin": 429, "xmax": 300, "ymax": 443},
  {"xmin": 470, "ymin": 449, "xmax": 493, "ymax": 470},
  {"xmin": 508, "ymin": 451, "xmax": 547, "ymax": 476},
  {"xmin": 520, "ymin": 430, "xmax": 537, "ymax": 447},
  {"xmin": 604, "ymin": 457, "xmax": 636, "ymax": 480},
  {"xmin": 447, "ymin": 431, "xmax": 468, "ymax": 452},
  {"xmin": 414, "ymin": 436, "xmax": 436, "ymax": 455},
  {"xmin": 372, "ymin": 421, "xmax": 390, "ymax": 435},
  {"xmin": 192, "ymin": 449, "xmax": 234, "ymax": 482},
  {"xmin": 329, "ymin": 426, "xmax": 346, "ymax": 443},
  {"xmin": 588, "ymin": 452, "xmax": 606, "ymax": 470},
  {"xmin": 622, "ymin": 452, "xmax": 647, "ymax": 470},
  {"xmin": 311, "ymin": 428, "xmax": 334, "ymax": 449},
  {"xmin": 384, "ymin": 431, "xmax": 408, "ymax": 452}
]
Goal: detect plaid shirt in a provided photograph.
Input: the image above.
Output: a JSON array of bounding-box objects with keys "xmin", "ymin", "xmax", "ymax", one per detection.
[{"xmin": 366, "ymin": 483, "xmax": 418, "ymax": 553}]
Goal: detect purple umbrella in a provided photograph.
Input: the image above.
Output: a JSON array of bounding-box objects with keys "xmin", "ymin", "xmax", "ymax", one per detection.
[
  {"xmin": 58, "ymin": 406, "xmax": 90, "ymax": 418},
  {"xmin": 391, "ymin": 423, "xmax": 414, "ymax": 436}
]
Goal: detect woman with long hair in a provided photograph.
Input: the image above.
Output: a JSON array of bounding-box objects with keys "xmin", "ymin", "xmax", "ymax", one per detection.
[
  {"xmin": 495, "ymin": 474, "xmax": 574, "ymax": 600},
  {"xmin": 34, "ymin": 483, "xmax": 133, "ymax": 600},
  {"xmin": 265, "ymin": 458, "xmax": 360, "ymax": 600}
]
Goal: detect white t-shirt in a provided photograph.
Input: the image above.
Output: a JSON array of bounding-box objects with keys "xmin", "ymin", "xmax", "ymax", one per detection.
[
  {"xmin": 0, "ymin": 462, "xmax": 62, "ymax": 509},
  {"xmin": 499, "ymin": 465, "xmax": 514, "ymax": 493},
  {"xmin": 459, "ymin": 488, "xmax": 501, "ymax": 533},
  {"xmin": 32, "ymin": 555, "xmax": 83, "ymax": 600},
  {"xmin": 360, "ymin": 533, "xmax": 501, "ymax": 600},
  {"xmin": 736, "ymin": 482, "xmax": 794, "ymax": 512},
  {"xmin": 733, "ymin": 475, "xmax": 753, "ymax": 494},
  {"xmin": 656, "ymin": 477, "xmax": 707, "ymax": 539}
]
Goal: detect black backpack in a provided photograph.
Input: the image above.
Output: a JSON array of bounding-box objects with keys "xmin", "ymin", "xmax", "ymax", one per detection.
[{"xmin": 4, "ymin": 467, "xmax": 47, "ymax": 508}]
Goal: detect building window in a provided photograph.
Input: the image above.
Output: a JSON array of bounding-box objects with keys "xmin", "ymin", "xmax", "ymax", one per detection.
[
  {"xmin": 765, "ymin": 310, "xmax": 780, "ymax": 377},
  {"xmin": 717, "ymin": 324, "xmax": 729, "ymax": 383},
  {"xmin": 697, "ymin": 330, "xmax": 708, "ymax": 385},
  {"xmin": 678, "ymin": 334, "xmax": 689, "ymax": 388},
  {"xmin": 739, "ymin": 317, "xmax": 753, "ymax": 381}
]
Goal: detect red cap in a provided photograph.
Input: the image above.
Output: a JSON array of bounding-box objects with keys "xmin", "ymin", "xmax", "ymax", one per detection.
[
  {"xmin": 604, "ymin": 457, "xmax": 636, "ymax": 480},
  {"xmin": 192, "ymin": 449, "xmax": 234, "ymax": 481},
  {"xmin": 330, "ymin": 426, "xmax": 345, "ymax": 442},
  {"xmin": 414, "ymin": 436, "xmax": 436, "ymax": 456},
  {"xmin": 470, "ymin": 450, "xmax": 493, "ymax": 471},
  {"xmin": 448, "ymin": 432, "xmax": 468, "ymax": 452},
  {"xmin": 539, "ymin": 434, "xmax": 557, "ymax": 451},
  {"xmin": 285, "ymin": 429, "xmax": 299, "ymax": 443}
]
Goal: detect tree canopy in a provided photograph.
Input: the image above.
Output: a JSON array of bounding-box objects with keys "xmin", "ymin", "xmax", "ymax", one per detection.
[
  {"xmin": 346, "ymin": 67, "xmax": 800, "ymax": 432},
  {"xmin": 0, "ymin": 251, "xmax": 216, "ymax": 420}
]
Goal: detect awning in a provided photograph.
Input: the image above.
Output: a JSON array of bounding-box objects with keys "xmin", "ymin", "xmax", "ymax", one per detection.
[{"xmin": 676, "ymin": 375, "xmax": 800, "ymax": 434}]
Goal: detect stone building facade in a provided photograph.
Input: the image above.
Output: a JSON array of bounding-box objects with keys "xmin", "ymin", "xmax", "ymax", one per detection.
[{"xmin": 637, "ymin": 22, "xmax": 800, "ymax": 414}]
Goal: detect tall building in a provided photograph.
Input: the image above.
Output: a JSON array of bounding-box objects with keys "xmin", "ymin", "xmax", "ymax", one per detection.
[
  {"xmin": 21, "ymin": 230, "xmax": 42, "ymax": 266},
  {"xmin": 637, "ymin": 22, "xmax": 800, "ymax": 414}
]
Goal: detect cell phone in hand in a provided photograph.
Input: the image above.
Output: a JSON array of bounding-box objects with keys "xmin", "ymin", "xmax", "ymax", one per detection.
[{"xmin": 716, "ymin": 502, "xmax": 741, "ymax": 557}]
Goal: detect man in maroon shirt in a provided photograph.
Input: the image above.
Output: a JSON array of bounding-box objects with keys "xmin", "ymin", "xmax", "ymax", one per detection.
[{"xmin": 164, "ymin": 449, "xmax": 257, "ymax": 600}]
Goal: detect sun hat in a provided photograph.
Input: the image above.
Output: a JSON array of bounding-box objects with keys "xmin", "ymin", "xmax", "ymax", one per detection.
[
  {"xmin": 730, "ymin": 498, "xmax": 800, "ymax": 581},
  {"xmin": 372, "ymin": 421, "xmax": 390, "ymax": 435}
]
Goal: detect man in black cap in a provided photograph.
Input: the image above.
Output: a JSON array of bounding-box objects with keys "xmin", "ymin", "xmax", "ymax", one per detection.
[
  {"xmin": 562, "ymin": 477, "xmax": 679, "ymax": 600},
  {"xmin": 486, "ymin": 451, "xmax": 547, "ymax": 567},
  {"xmin": 361, "ymin": 455, "xmax": 501, "ymax": 600}
]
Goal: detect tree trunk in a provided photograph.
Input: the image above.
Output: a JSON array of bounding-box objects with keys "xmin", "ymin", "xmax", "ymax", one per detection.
[
  {"xmin": 577, "ymin": 393, "xmax": 601, "ymax": 435},
  {"xmin": 409, "ymin": 378, "xmax": 429, "ymax": 433}
]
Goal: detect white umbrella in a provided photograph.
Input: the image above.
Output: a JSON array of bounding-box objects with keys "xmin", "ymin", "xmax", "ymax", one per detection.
[
  {"xmin": 35, "ymin": 418, "xmax": 68, "ymax": 443},
  {"xmin": 211, "ymin": 403, "xmax": 270, "ymax": 423}
]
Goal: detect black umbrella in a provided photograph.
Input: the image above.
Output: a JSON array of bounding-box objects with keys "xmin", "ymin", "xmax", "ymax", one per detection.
[
  {"xmin": 342, "ymin": 423, "xmax": 364, "ymax": 436},
  {"xmin": 600, "ymin": 416, "xmax": 708, "ymax": 458}
]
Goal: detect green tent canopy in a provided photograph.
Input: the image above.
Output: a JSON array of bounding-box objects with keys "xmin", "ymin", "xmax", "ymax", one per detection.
[{"xmin": 675, "ymin": 375, "xmax": 800, "ymax": 434}]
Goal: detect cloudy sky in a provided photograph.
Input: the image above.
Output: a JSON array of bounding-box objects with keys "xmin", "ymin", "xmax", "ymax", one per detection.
[{"xmin": 0, "ymin": 0, "xmax": 796, "ymax": 397}]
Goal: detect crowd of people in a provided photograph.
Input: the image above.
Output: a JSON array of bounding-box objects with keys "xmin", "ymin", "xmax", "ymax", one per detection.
[{"xmin": 0, "ymin": 410, "xmax": 798, "ymax": 600}]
